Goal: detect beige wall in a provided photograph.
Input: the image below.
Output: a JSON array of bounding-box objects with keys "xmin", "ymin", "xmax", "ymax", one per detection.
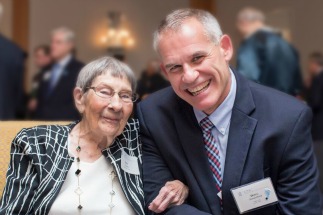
[
  {"xmin": 216, "ymin": 0, "xmax": 323, "ymax": 74},
  {"xmin": 0, "ymin": 0, "xmax": 12, "ymax": 38},
  {"xmin": 28, "ymin": 0, "xmax": 189, "ymax": 90},
  {"xmin": 4, "ymin": 0, "xmax": 322, "ymax": 90}
]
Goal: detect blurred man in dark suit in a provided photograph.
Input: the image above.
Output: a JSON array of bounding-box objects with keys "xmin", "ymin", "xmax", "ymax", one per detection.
[
  {"xmin": 307, "ymin": 52, "xmax": 323, "ymax": 143},
  {"xmin": 0, "ymin": 3, "xmax": 25, "ymax": 120},
  {"xmin": 35, "ymin": 27, "xmax": 84, "ymax": 120},
  {"xmin": 236, "ymin": 7, "xmax": 302, "ymax": 96}
]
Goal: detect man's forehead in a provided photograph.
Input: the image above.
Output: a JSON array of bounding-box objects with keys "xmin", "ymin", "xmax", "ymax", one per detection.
[{"xmin": 161, "ymin": 48, "xmax": 210, "ymax": 66}]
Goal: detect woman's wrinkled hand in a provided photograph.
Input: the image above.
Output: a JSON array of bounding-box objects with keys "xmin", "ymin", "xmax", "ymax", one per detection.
[{"xmin": 148, "ymin": 180, "xmax": 189, "ymax": 213}]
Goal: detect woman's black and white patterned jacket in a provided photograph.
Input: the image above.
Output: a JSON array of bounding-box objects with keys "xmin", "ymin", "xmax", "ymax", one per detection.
[{"xmin": 0, "ymin": 118, "xmax": 145, "ymax": 215}]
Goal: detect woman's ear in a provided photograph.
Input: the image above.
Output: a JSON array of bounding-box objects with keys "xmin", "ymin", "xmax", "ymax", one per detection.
[
  {"xmin": 219, "ymin": 34, "xmax": 234, "ymax": 62},
  {"xmin": 73, "ymin": 87, "xmax": 85, "ymax": 114}
]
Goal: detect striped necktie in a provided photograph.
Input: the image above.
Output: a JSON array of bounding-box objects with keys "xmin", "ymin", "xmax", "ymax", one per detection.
[{"xmin": 200, "ymin": 116, "xmax": 222, "ymax": 192}]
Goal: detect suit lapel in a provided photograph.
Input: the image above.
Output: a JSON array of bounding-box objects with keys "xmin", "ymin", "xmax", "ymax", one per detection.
[
  {"xmin": 175, "ymin": 99, "xmax": 222, "ymax": 215},
  {"xmin": 222, "ymin": 108, "xmax": 257, "ymax": 211},
  {"xmin": 222, "ymin": 71, "xmax": 258, "ymax": 214},
  {"xmin": 103, "ymin": 137, "xmax": 145, "ymax": 215}
]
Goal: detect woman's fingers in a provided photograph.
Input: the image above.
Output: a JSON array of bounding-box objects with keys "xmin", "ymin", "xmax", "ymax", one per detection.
[
  {"xmin": 148, "ymin": 180, "xmax": 189, "ymax": 213},
  {"xmin": 166, "ymin": 180, "xmax": 189, "ymax": 205},
  {"xmin": 149, "ymin": 186, "xmax": 177, "ymax": 213}
]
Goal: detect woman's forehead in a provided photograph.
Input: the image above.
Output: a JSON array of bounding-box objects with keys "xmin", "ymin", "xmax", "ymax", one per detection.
[{"xmin": 92, "ymin": 73, "xmax": 132, "ymax": 90}]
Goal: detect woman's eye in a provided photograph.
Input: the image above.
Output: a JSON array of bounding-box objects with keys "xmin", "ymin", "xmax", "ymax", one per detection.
[
  {"xmin": 99, "ymin": 89, "xmax": 112, "ymax": 95},
  {"xmin": 120, "ymin": 93, "xmax": 131, "ymax": 99}
]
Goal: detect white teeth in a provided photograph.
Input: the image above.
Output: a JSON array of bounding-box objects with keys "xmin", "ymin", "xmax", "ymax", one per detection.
[{"xmin": 187, "ymin": 80, "xmax": 210, "ymax": 96}]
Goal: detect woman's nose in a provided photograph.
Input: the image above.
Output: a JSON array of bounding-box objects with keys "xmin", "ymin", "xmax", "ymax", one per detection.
[{"xmin": 108, "ymin": 94, "xmax": 123, "ymax": 111}]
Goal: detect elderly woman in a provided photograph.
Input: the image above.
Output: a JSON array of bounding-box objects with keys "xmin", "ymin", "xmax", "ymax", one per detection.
[{"xmin": 0, "ymin": 57, "xmax": 188, "ymax": 215}]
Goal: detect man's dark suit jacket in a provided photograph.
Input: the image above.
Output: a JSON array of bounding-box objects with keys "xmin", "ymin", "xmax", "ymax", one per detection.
[
  {"xmin": 35, "ymin": 57, "xmax": 84, "ymax": 120},
  {"xmin": 136, "ymin": 70, "xmax": 322, "ymax": 215},
  {"xmin": 0, "ymin": 34, "xmax": 25, "ymax": 119},
  {"xmin": 308, "ymin": 71, "xmax": 323, "ymax": 141},
  {"xmin": 237, "ymin": 30, "xmax": 303, "ymax": 96}
]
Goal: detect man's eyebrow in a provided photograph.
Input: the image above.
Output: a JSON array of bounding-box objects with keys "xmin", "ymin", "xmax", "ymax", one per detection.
[
  {"xmin": 164, "ymin": 50, "xmax": 210, "ymax": 69},
  {"xmin": 191, "ymin": 51, "xmax": 208, "ymax": 58}
]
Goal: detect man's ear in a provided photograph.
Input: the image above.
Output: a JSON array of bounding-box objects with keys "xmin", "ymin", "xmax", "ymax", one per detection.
[
  {"xmin": 74, "ymin": 87, "xmax": 85, "ymax": 114},
  {"xmin": 219, "ymin": 34, "xmax": 234, "ymax": 62}
]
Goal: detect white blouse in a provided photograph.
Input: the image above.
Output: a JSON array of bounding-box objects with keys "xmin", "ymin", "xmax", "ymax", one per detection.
[{"xmin": 49, "ymin": 140, "xmax": 135, "ymax": 215}]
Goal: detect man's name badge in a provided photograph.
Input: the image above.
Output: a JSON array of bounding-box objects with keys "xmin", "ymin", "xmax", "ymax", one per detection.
[
  {"xmin": 231, "ymin": 178, "xmax": 278, "ymax": 214},
  {"xmin": 121, "ymin": 149, "xmax": 140, "ymax": 175}
]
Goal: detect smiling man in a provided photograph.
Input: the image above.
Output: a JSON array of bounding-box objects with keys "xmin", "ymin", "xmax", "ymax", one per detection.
[{"xmin": 136, "ymin": 9, "xmax": 322, "ymax": 215}]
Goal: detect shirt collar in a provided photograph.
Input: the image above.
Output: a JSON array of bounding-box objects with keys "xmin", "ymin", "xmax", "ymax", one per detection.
[
  {"xmin": 57, "ymin": 54, "xmax": 72, "ymax": 68},
  {"xmin": 194, "ymin": 69, "xmax": 237, "ymax": 135}
]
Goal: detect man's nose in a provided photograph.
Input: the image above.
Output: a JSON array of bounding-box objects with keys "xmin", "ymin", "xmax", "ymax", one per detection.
[{"xmin": 182, "ymin": 65, "xmax": 199, "ymax": 83}]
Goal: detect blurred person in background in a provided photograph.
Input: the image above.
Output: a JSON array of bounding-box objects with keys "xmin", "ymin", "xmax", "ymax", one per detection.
[
  {"xmin": 137, "ymin": 59, "xmax": 169, "ymax": 101},
  {"xmin": 307, "ymin": 52, "xmax": 323, "ymax": 143},
  {"xmin": 236, "ymin": 7, "xmax": 302, "ymax": 96},
  {"xmin": 27, "ymin": 44, "xmax": 52, "ymax": 117},
  {"xmin": 0, "ymin": 3, "xmax": 26, "ymax": 120},
  {"xmin": 34, "ymin": 27, "xmax": 84, "ymax": 120}
]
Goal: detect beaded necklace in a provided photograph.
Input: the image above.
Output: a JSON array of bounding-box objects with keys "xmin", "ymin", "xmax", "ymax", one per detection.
[{"xmin": 74, "ymin": 128, "xmax": 117, "ymax": 213}]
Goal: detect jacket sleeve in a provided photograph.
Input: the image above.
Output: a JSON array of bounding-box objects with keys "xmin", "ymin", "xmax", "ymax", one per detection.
[
  {"xmin": 136, "ymin": 104, "xmax": 212, "ymax": 215},
  {"xmin": 277, "ymin": 107, "xmax": 322, "ymax": 214},
  {"xmin": 0, "ymin": 129, "xmax": 38, "ymax": 215}
]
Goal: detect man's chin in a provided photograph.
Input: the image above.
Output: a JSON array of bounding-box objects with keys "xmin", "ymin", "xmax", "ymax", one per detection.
[{"xmin": 192, "ymin": 98, "xmax": 219, "ymax": 113}]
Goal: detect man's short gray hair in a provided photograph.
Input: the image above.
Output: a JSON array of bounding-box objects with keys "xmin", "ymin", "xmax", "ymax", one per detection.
[
  {"xmin": 51, "ymin": 27, "xmax": 75, "ymax": 42},
  {"xmin": 76, "ymin": 56, "xmax": 137, "ymax": 92},
  {"xmin": 153, "ymin": 8, "xmax": 223, "ymax": 52},
  {"xmin": 237, "ymin": 7, "xmax": 265, "ymax": 23}
]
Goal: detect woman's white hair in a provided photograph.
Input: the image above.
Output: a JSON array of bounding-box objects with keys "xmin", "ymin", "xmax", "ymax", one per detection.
[
  {"xmin": 76, "ymin": 56, "xmax": 137, "ymax": 92},
  {"xmin": 153, "ymin": 8, "xmax": 223, "ymax": 52}
]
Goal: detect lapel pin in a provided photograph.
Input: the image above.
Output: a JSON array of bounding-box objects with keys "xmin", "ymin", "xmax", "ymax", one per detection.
[{"xmin": 264, "ymin": 188, "xmax": 271, "ymax": 200}]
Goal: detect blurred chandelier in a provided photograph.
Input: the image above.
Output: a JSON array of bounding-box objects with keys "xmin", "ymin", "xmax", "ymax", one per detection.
[{"xmin": 101, "ymin": 11, "xmax": 135, "ymax": 50}]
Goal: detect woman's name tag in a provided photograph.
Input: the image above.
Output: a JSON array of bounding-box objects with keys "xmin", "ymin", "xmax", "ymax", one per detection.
[
  {"xmin": 231, "ymin": 178, "xmax": 278, "ymax": 214},
  {"xmin": 121, "ymin": 149, "xmax": 140, "ymax": 175}
]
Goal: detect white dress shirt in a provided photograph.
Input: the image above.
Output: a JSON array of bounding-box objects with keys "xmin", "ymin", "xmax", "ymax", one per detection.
[{"xmin": 194, "ymin": 69, "xmax": 237, "ymax": 178}]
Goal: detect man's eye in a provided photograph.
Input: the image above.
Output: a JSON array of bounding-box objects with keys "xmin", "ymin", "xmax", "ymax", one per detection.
[
  {"xmin": 192, "ymin": 56, "xmax": 204, "ymax": 63},
  {"xmin": 169, "ymin": 65, "xmax": 182, "ymax": 73}
]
